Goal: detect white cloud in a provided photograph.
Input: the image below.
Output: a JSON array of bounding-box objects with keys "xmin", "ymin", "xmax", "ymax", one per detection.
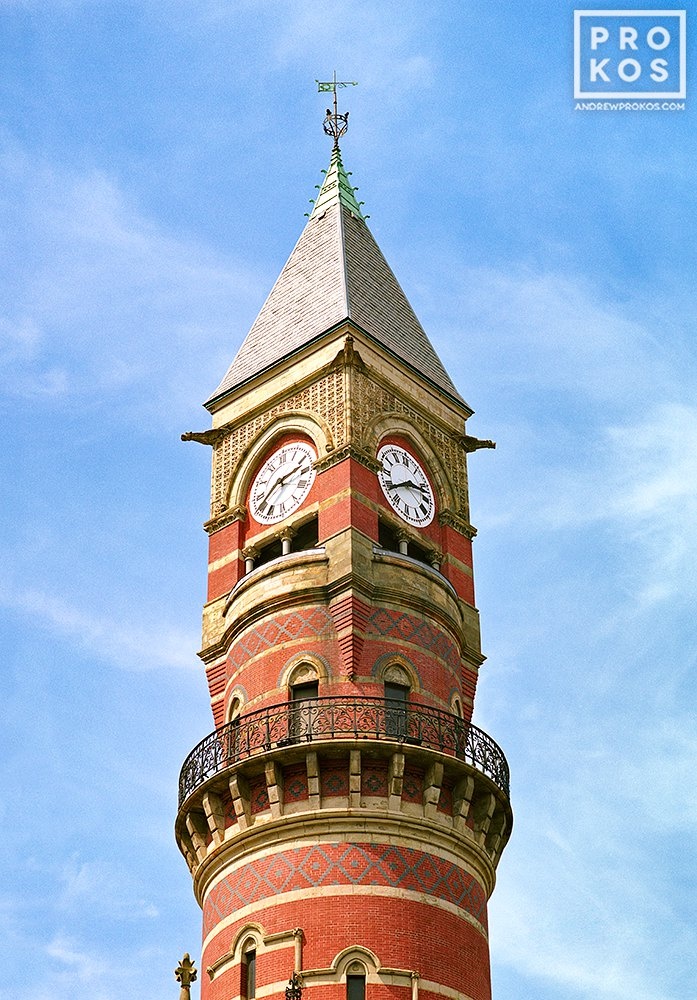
[
  {"xmin": 490, "ymin": 788, "xmax": 695, "ymax": 1000},
  {"xmin": 59, "ymin": 856, "xmax": 160, "ymax": 920},
  {"xmin": 521, "ymin": 402, "xmax": 697, "ymax": 608},
  {"xmin": 47, "ymin": 934, "xmax": 109, "ymax": 981},
  {"xmin": 440, "ymin": 267, "xmax": 697, "ymax": 609},
  {"xmin": 447, "ymin": 266, "xmax": 678, "ymax": 404},
  {"xmin": 0, "ymin": 583, "xmax": 198, "ymax": 671},
  {"xmin": 0, "ymin": 143, "xmax": 262, "ymax": 418},
  {"xmin": 265, "ymin": 0, "xmax": 434, "ymax": 95}
]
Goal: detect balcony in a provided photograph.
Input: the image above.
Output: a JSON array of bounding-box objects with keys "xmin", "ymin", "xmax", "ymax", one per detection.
[{"xmin": 178, "ymin": 697, "xmax": 510, "ymax": 807}]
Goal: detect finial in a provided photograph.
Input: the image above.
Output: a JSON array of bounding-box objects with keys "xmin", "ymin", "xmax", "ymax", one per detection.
[
  {"xmin": 316, "ymin": 71, "xmax": 357, "ymax": 148},
  {"xmin": 175, "ymin": 954, "xmax": 198, "ymax": 1000},
  {"xmin": 285, "ymin": 971, "xmax": 304, "ymax": 1000}
]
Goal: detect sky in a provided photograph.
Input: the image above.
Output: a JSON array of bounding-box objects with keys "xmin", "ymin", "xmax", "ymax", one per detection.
[{"xmin": 1, "ymin": 2, "xmax": 696, "ymax": 999}]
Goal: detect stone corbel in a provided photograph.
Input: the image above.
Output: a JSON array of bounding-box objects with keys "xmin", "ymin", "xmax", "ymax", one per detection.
[
  {"xmin": 202, "ymin": 790, "xmax": 226, "ymax": 846},
  {"xmin": 472, "ymin": 791, "xmax": 497, "ymax": 845},
  {"xmin": 388, "ymin": 752, "xmax": 405, "ymax": 810},
  {"xmin": 229, "ymin": 772, "xmax": 251, "ymax": 830},
  {"xmin": 453, "ymin": 774, "xmax": 475, "ymax": 833},
  {"xmin": 438, "ymin": 508, "xmax": 477, "ymax": 539},
  {"xmin": 185, "ymin": 811, "xmax": 210, "ymax": 864},
  {"xmin": 306, "ymin": 752, "xmax": 320, "ymax": 808},
  {"xmin": 204, "ymin": 504, "xmax": 247, "ymax": 534},
  {"xmin": 423, "ymin": 761, "xmax": 443, "ymax": 819},
  {"xmin": 349, "ymin": 750, "xmax": 362, "ymax": 808},
  {"xmin": 265, "ymin": 760, "xmax": 284, "ymax": 818}
]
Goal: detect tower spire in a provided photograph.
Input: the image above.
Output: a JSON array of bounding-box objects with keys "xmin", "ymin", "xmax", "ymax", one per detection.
[
  {"xmin": 316, "ymin": 71, "xmax": 357, "ymax": 148},
  {"xmin": 176, "ymin": 103, "xmax": 512, "ymax": 1000}
]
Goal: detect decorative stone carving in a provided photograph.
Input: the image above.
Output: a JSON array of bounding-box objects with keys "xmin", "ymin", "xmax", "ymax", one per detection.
[
  {"xmin": 175, "ymin": 954, "xmax": 197, "ymax": 1000},
  {"xmin": 210, "ymin": 372, "xmax": 345, "ymax": 515}
]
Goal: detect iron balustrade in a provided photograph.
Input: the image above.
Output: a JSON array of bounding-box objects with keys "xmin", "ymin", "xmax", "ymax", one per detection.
[{"xmin": 178, "ymin": 696, "xmax": 510, "ymax": 807}]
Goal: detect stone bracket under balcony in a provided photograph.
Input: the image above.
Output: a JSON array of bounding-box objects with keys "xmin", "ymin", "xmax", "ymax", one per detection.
[{"xmin": 175, "ymin": 698, "xmax": 512, "ymax": 896}]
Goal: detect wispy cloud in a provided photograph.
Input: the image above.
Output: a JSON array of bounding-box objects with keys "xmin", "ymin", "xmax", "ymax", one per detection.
[
  {"xmin": 0, "ymin": 583, "xmax": 198, "ymax": 671},
  {"xmin": 446, "ymin": 266, "xmax": 686, "ymax": 405},
  {"xmin": 438, "ymin": 267, "xmax": 697, "ymax": 609},
  {"xmin": 0, "ymin": 142, "xmax": 262, "ymax": 419},
  {"xmin": 59, "ymin": 855, "xmax": 159, "ymax": 920},
  {"xmin": 47, "ymin": 934, "xmax": 109, "ymax": 982}
]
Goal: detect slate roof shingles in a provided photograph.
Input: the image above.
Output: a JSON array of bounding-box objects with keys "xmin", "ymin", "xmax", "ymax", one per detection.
[{"xmin": 207, "ymin": 157, "xmax": 463, "ymax": 407}]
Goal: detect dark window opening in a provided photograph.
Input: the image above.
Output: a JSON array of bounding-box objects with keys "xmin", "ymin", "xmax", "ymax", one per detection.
[
  {"xmin": 249, "ymin": 515, "xmax": 319, "ymax": 571},
  {"xmin": 409, "ymin": 538, "xmax": 433, "ymax": 564},
  {"xmin": 291, "ymin": 681, "xmax": 319, "ymax": 701},
  {"xmin": 378, "ymin": 520, "xmax": 400, "ymax": 552},
  {"xmin": 254, "ymin": 537, "xmax": 283, "ymax": 569},
  {"xmin": 378, "ymin": 520, "xmax": 434, "ymax": 567},
  {"xmin": 290, "ymin": 680, "xmax": 319, "ymax": 739},
  {"xmin": 347, "ymin": 975, "xmax": 366, "ymax": 1000},
  {"xmin": 244, "ymin": 950, "xmax": 256, "ymax": 1000},
  {"xmin": 294, "ymin": 515, "xmax": 319, "ymax": 551},
  {"xmin": 384, "ymin": 682, "xmax": 409, "ymax": 738}
]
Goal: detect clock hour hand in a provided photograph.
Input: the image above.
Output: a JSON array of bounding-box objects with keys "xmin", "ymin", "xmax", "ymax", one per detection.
[
  {"xmin": 386, "ymin": 479, "xmax": 428, "ymax": 494},
  {"xmin": 261, "ymin": 462, "xmax": 309, "ymax": 504}
]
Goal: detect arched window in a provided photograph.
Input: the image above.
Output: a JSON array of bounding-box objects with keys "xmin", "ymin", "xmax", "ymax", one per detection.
[
  {"xmin": 241, "ymin": 941, "xmax": 256, "ymax": 1000},
  {"xmin": 346, "ymin": 965, "xmax": 366, "ymax": 1000},
  {"xmin": 289, "ymin": 664, "xmax": 319, "ymax": 739},
  {"xmin": 383, "ymin": 665, "xmax": 410, "ymax": 738},
  {"xmin": 225, "ymin": 695, "xmax": 244, "ymax": 761}
]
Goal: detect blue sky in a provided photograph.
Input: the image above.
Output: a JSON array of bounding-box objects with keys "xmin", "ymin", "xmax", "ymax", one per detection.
[{"xmin": 1, "ymin": 3, "xmax": 695, "ymax": 998}]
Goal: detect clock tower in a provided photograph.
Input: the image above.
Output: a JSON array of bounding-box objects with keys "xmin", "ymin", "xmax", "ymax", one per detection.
[{"xmin": 176, "ymin": 105, "xmax": 512, "ymax": 1000}]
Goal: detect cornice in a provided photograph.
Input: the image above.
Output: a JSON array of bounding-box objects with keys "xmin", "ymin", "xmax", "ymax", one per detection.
[{"xmin": 190, "ymin": 792, "xmax": 501, "ymax": 906}]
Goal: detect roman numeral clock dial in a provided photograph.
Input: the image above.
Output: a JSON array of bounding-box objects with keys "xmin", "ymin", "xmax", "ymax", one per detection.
[
  {"xmin": 249, "ymin": 442, "xmax": 317, "ymax": 524},
  {"xmin": 377, "ymin": 445, "xmax": 435, "ymax": 527}
]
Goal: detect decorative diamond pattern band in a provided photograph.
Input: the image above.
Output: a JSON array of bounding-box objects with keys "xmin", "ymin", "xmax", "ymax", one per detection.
[{"xmin": 203, "ymin": 842, "xmax": 487, "ymax": 937}]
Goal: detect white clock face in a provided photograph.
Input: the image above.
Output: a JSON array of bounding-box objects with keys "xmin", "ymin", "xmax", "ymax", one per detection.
[
  {"xmin": 377, "ymin": 444, "xmax": 435, "ymax": 527},
  {"xmin": 249, "ymin": 442, "xmax": 317, "ymax": 524}
]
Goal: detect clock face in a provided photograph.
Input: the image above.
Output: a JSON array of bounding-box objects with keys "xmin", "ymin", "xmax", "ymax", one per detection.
[
  {"xmin": 377, "ymin": 444, "xmax": 435, "ymax": 527},
  {"xmin": 249, "ymin": 442, "xmax": 317, "ymax": 524}
]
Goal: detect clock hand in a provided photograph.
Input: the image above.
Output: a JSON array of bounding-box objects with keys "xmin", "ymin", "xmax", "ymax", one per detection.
[
  {"xmin": 386, "ymin": 479, "xmax": 428, "ymax": 494},
  {"xmin": 261, "ymin": 462, "xmax": 309, "ymax": 505}
]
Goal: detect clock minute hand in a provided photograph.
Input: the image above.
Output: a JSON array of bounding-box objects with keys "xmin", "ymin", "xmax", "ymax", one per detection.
[
  {"xmin": 262, "ymin": 462, "xmax": 307, "ymax": 504},
  {"xmin": 386, "ymin": 479, "xmax": 427, "ymax": 493}
]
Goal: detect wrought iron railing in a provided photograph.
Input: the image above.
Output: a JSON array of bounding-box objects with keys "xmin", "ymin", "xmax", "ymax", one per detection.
[
  {"xmin": 178, "ymin": 697, "xmax": 510, "ymax": 806},
  {"xmin": 179, "ymin": 697, "xmax": 509, "ymax": 805}
]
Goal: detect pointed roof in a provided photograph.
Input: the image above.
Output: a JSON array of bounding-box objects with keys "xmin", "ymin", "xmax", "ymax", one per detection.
[{"xmin": 207, "ymin": 147, "xmax": 464, "ymax": 407}]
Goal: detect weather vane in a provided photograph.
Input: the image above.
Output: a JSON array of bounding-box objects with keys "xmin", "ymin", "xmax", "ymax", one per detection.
[{"xmin": 316, "ymin": 71, "xmax": 358, "ymax": 148}]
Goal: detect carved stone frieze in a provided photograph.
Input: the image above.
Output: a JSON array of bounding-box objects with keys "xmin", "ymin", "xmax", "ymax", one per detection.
[
  {"xmin": 351, "ymin": 369, "xmax": 471, "ymax": 519},
  {"xmin": 210, "ymin": 370, "xmax": 347, "ymax": 515}
]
